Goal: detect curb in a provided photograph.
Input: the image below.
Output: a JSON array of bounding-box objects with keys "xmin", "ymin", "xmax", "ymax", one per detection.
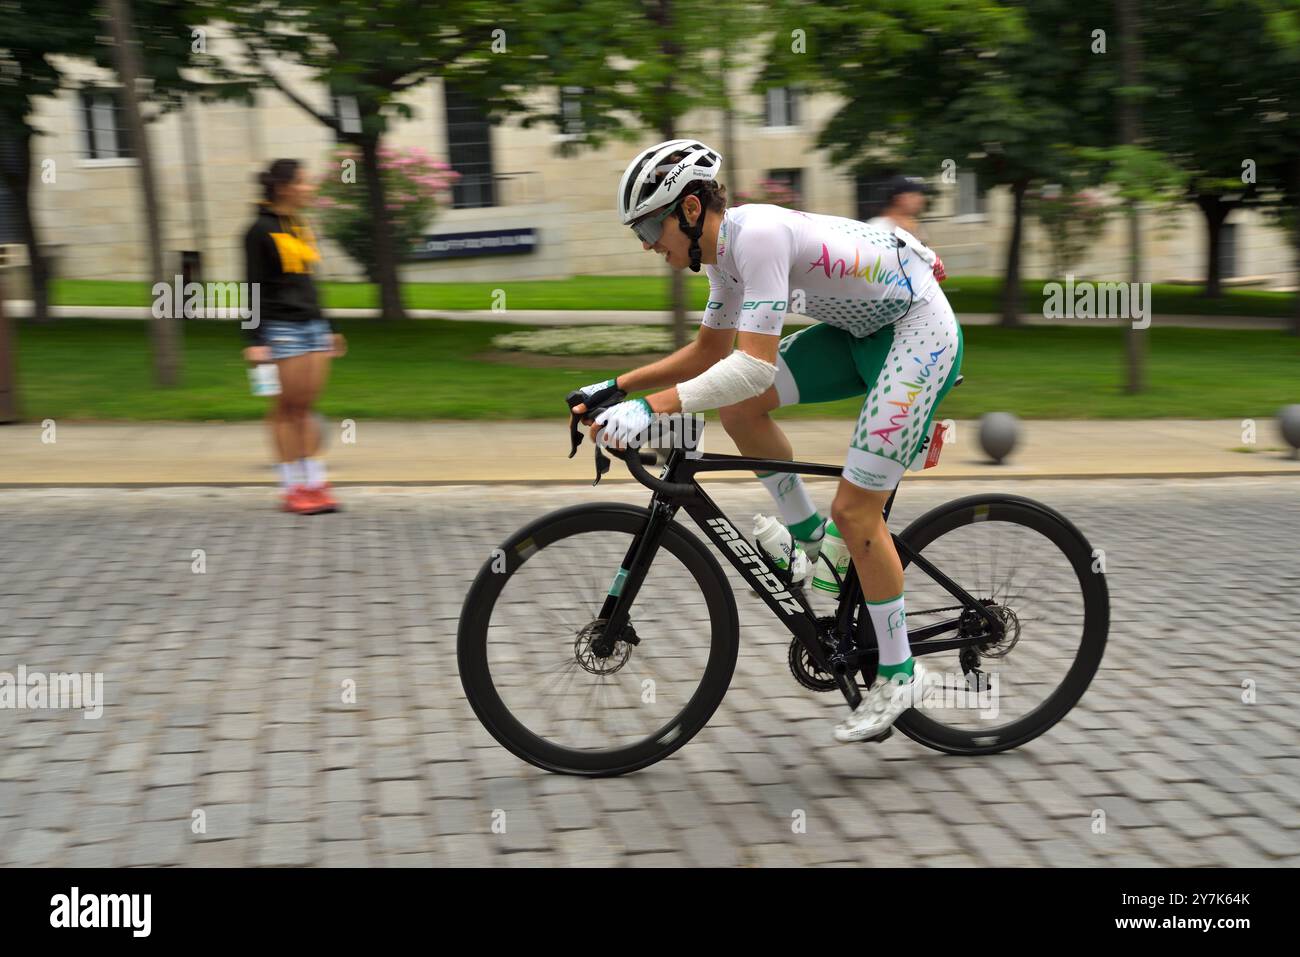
[{"xmin": 2, "ymin": 470, "xmax": 1297, "ymax": 489}]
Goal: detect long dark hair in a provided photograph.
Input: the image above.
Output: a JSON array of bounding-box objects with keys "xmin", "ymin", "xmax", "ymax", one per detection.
[{"xmin": 257, "ymin": 158, "xmax": 301, "ymax": 204}]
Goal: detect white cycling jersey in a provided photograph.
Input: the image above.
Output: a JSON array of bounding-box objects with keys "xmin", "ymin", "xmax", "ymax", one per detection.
[{"xmin": 702, "ymin": 203, "xmax": 941, "ymax": 340}]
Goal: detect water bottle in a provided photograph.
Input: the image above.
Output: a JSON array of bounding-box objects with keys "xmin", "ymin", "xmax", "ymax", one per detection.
[
  {"xmin": 248, "ymin": 362, "xmax": 281, "ymax": 397},
  {"xmin": 752, "ymin": 514, "xmax": 809, "ymax": 583},
  {"xmin": 811, "ymin": 521, "xmax": 851, "ymax": 595}
]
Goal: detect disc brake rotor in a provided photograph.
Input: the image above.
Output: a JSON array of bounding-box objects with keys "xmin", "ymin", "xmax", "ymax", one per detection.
[{"xmin": 574, "ymin": 619, "xmax": 634, "ymax": 675}]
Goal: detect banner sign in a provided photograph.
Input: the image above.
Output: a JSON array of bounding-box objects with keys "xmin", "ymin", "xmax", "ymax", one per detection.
[{"xmin": 411, "ymin": 228, "xmax": 537, "ymax": 260}]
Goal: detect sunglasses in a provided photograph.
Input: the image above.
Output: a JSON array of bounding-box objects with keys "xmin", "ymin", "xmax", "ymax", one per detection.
[{"xmin": 630, "ymin": 200, "xmax": 680, "ymax": 245}]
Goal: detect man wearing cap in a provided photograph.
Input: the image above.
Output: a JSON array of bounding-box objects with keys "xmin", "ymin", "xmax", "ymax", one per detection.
[{"xmin": 869, "ymin": 175, "xmax": 946, "ymax": 282}]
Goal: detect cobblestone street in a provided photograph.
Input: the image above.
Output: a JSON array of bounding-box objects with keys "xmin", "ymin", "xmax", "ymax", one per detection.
[{"xmin": 1, "ymin": 478, "xmax": 1297, "ymax": 866}]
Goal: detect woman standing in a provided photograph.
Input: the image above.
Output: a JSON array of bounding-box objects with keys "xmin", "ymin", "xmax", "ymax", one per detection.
[{"xmin": 243, "ymin": 159, "xmax": 346, "ymax": 514}]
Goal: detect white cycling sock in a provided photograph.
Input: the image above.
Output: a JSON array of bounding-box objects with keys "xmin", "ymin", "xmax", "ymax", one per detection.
[
  {"xmin": 757, "ymin": 471, "xmax": 822, "ymax": 541},
  {"xmin": 867, "ymin": 593, "xmax": 912, "ymax": 672}
]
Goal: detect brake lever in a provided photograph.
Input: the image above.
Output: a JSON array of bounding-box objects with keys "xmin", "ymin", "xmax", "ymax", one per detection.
[
  {"xmin": 565, "ymin": 390, "xmax": 587, "ymax": 458},
  {"xmin": 564, "ymin": 396, "xmax": 610, "ymax": 484},
  {"xmin": 592, "ymin": 443, "xmax": 611, "ymax": 486}
]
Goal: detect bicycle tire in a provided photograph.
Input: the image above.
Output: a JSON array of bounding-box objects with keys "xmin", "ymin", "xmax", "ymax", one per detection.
[
  {"xmin": 892, "ymin": 493, "xmax": 1110, "ymax": 755},
  {"xmin": 457, "ymin": 502, "xmax": 740, "ymax": 776}
]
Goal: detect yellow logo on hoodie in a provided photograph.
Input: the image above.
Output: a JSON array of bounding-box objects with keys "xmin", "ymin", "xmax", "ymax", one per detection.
[{"xmin": 269, "ymin": 222, "xmax": 321, "ymax": 274}]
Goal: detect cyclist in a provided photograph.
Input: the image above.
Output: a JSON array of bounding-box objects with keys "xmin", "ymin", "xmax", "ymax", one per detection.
[{"xmin": 573, "ymin": 139, "xmax": 962, "ymax": 742}]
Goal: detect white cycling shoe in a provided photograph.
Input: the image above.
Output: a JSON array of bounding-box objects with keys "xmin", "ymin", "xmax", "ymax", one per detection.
[{"xmin": 833, "ymin": 660, "xmax": 935, "ymax": 743}]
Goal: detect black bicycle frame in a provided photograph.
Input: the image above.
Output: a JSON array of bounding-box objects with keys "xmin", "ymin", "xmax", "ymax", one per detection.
[{"xmin": 591, "ymin": 444, "xmax": 1003, "ymax": 709}]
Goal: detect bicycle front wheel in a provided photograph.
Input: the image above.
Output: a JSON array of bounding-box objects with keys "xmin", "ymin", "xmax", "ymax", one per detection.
[{"xmin": 457, "ymin": 503, "xmax": 739, "ymax": 776}]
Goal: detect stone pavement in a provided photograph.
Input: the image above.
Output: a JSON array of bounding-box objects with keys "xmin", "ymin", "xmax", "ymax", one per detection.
[
  {"xmin": 2, "ymin": 418, "xmax": 1299, "ymax": 485},
  {"xmin": 0, "ymin": 478, "xmax": 1297, "ymax": 867}
]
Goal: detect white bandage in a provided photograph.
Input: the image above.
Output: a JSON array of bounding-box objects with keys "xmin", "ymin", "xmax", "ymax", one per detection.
[{"xmin": 677, "ymin": 350, "xmax": 778, "ymax": 413}]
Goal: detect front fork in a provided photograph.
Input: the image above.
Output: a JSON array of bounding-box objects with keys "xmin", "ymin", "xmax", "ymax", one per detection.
[{"xmin": 590, "ymin": 495, "xmax": 678, "ymax": 657}]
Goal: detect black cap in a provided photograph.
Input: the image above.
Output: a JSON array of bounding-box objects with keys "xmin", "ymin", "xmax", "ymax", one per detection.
[{"xmin": 885, "ymin": 174, "xmax": 932, "ymax": 199}]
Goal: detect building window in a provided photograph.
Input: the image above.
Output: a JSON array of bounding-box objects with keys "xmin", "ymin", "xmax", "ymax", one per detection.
[
  {"xmin": 443, "ymin": 84, "xmax": 496, "ymax": 209},
  {"xmin": 763, "ymin": 87, "xmax": 800, "ymax": 128},
  {"xmin": 558, "ymin": 86, "xmax": 586, "ymax": 137},
  {"xmin": 1219, "ymin": 223, "xmax": 1238, "ymax": 278},
  {"xmin": 332, "ymin": 95, "xmax": 362, "ymax": 137},
  {"xmin": 765, "ymin": 168, "xmax": 804, "ymax": 206},
  {"xmin": 0, "ymin": 137, "xmax": 21, "ymax": 243},
  {"xmin": 855, "ymin": 174, "xmax": 894, "ymax": 221},
  {"xmin": 80, "ymin": 89, "xmax": 133, "ymax": 160},
  {"xmin": 956, "ymin": 170, "xmax": 985, "ymax": 217}
]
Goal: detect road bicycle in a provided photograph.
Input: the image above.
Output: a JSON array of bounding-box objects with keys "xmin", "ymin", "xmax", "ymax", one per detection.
[{"xmin": 457, "ymin": 381, "xmax": 1109, "ymax": 776}]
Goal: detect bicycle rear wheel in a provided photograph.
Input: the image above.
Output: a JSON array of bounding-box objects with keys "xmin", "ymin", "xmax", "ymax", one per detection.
[
  {"xmin": 892, "ymin": 493, "xmax": 1109, "ymax": 754},
  {"xmin": 457, "ymin": 503, "xmax": 739, "ymax": 776}
]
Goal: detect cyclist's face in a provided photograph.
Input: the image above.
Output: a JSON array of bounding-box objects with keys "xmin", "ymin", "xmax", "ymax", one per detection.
[{"xmin": 640, "ymin": 196, "xmax": 700, "ymax": 270}]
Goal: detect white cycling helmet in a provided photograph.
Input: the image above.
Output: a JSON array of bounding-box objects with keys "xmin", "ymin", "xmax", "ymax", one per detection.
[{"xmin": 617, "ymin": 139, "xmax": 723, "ymax": 271}]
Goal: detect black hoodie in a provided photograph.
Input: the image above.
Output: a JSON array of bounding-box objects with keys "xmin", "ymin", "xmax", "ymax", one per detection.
[{"xmin": 243, "ymin": 203, "xmax": 334, "ymax": 345}]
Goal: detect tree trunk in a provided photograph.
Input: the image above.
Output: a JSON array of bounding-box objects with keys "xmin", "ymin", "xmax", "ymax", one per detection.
[
  {"xmin": 358, "ymin": 132, "xmax": 406, "ymax": 321},
  {"xmin": 1124, "ymin": 197, "xmax": 1146, "ymax": 393},
  {"xmin": 106, "ymin": 0, "xmax": 179, "ymax": 386},
  {"xmin": 1291, "ymin": 155, "xmax": 1300, "ymax": 338},
  {"xmin": 0, "ymin": 272, "xmax": 17, "ymax": 422},
  {"xmin": 1118, "ymin": 0, "xmax": 1146, "ymax": 394},
  {"xmin": 1197, "ymin": 195, "xmax": 1230, "ymax": 299},
  {"xmin": 999, "ymin": 178, "xmax": 1029, "ymax": 327},
  {"xmin": 651, "ymin": 0, "xmax": 687, "ymax": 349},
  {"xmin": 179, "ymin": 93, "xmax": 209, "ymax": 270}
]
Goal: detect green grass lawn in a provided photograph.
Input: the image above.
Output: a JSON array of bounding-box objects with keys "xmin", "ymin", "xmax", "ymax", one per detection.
[
  {"xmin": 10, "ymin": 318, "xmax": 1298, "ymax": 421},
  {"xmin": 46, "ymin": 275, "xmax": 1298, "ymax": 318}
]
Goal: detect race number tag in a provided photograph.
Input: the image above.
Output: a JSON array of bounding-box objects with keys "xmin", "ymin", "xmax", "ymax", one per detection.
[{"xmin": 907, "ymin": 421, "xmax": 946, "ymax": 472}]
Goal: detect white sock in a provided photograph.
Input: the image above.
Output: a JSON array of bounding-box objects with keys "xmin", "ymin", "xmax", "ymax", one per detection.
[
  {"xmin": 867, "ymin": 593, "xmax": 912, "ymax": 670},
  {"xmin": 756, "ymin": 471, "xmax": 822, "ymax": 541},
  {"xmin": 303, "ymin": 458, "xmax": 326, "ymax": 489},
  {"xmin": 278, "ymin": 461, "xmax": 299, "ymax": 490}
]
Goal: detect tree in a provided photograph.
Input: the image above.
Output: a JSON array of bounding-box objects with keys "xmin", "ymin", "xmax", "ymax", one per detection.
[
  {"xmin": 0, "ymin": 1, "xmax": 99, "ymax": 325},
  {"xmin": 105, "ymin": 0, "xmax": 178, "ymax": 385},
  {"xmin": 1116, "ymin": 0, "xmax": 1145, "ymax": 393},
  {"xmin": 216, "ymin": 0, "xmax": 560, "ymax": 321},
  {"xmin": 1255, "ymin": 1, "xmax": 1300, "ymax": 336},
  {"xmin": 761, "ymin": 0, "xmax": 1123, "ymax": 326},
  {"xmin": 506, "ymin": 0, "xmax": 764, "ymax": 348},
  {"xmin": 1138, "ymin": 0, "xmax": 1286, "ymax": 298}
]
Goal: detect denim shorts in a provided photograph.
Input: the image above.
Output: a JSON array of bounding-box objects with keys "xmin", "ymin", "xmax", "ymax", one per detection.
[{"xmin": 264, "ymin": 319, "xmax": 333, "ymax": 360}]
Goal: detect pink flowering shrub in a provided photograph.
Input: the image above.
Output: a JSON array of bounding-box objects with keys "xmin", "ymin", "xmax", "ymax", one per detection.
[
  {"xmin": 1027, "ymin": 185, "xmax": 1110, "ymax": 278},
  {"xmin": 734, "ymin": 178, "xmax": 803, "ymax": 209},
  {"xmin": 316, "ymin": 145, "xmax": 459, "ymax": 279}
]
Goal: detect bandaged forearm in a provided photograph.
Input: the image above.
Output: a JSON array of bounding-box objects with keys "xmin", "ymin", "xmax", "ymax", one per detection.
[{"xmin": 677, "ymin": 349, "xmax": 778, "ymax": 413}]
